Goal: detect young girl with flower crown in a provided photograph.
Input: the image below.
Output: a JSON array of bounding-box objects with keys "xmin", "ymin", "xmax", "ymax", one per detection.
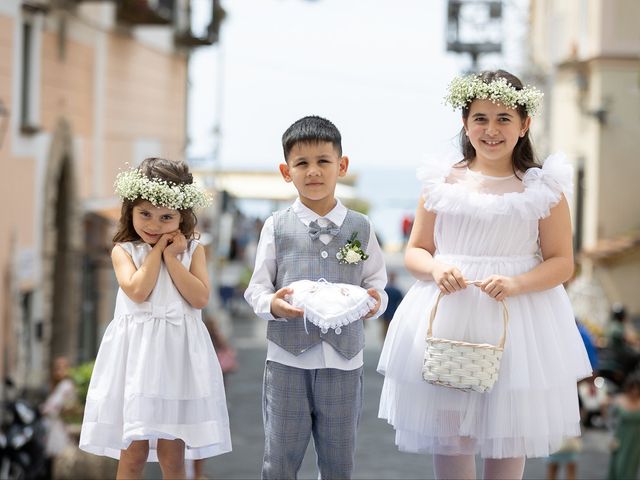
[
  {"xmin": 79, "ymin": 157, "xmax": 231, "ymax": 479},
  {"xmin": 378, "ymin": 70, "xmax": 592, "ymax": 480}
]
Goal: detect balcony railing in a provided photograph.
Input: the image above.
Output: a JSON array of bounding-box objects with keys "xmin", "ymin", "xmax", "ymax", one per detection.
[
  {"xmin": 174, "ymin": 0, "xmax": 224, "ymax": 47},
  {"xmin": 117, "ymin": 0, "xmax": 175, "ymax": 25}
]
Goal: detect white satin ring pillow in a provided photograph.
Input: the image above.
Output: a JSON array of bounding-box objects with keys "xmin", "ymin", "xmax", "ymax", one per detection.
[{"xmin": 285, "ymin": 279, "xmax": 376, "ymax": 334}]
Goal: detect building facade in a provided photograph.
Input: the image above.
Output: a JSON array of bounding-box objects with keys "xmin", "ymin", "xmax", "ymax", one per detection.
[
  {"xmin": 529, "ymin": 0, "xmax": 640, "ymax": 326},
  {"xmin": 0, "ymin": 0, "xmax": 219, "ymax": 392}
]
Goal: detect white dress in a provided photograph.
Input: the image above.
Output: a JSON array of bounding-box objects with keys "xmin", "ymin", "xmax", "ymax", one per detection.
[
  {"xmin": 377, "ymin": 154, "xmax": 592, "ymax": 459},
  {"xmin": 79, "ymin": 241, "xmax": 232, "ymax": 461}
]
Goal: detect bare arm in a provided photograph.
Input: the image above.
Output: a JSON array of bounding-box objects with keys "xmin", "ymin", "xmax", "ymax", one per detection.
[
  {"xmin": 163, "ymin": 237, "xmax": 210, "ymax": 309},
  {"xmin": 516, "ymin": 195, "xmax": 574, "ymax": 291},
  {"xmin": 112, "ymin": 235, "xmax": 173, "ymax": 303},
  {"xmin": 480, "ymin": 195, "xmax": 574, "ymax": 300},
  {"xmin": 404, "ymin": 198, "xmax": 467, "ymax": 293}
]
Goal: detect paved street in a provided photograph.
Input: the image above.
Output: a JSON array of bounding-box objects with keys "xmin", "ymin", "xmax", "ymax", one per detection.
[{"xmin": 144, "ymin": 295, "xmax": 611, "ymax": 480}]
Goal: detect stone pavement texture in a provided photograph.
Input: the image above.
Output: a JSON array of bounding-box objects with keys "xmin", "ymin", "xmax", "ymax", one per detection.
[{"xmin": 143, "ymin": 299, "xmax": 611, "ymax": 480}]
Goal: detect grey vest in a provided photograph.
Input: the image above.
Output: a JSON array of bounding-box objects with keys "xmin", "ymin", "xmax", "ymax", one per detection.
[{"xmin": 267, "ymin": 208, "xmax": 370, "ymax": 359}]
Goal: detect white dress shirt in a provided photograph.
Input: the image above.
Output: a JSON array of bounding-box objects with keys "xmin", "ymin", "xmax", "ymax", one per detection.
[{"xmin": 244, "ymin": 198, "xmax": 388, "ymax": 370}]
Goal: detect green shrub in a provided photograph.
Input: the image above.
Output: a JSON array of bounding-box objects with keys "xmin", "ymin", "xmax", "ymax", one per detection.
[{"xmin": 70, "ymin": 361, "xmax": 94, "ymax": 407}]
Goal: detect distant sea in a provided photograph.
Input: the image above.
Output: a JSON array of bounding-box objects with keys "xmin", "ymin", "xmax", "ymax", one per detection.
[{"xmin": 355, "ymin": 167, "xmax": 421, "ymax": 251}]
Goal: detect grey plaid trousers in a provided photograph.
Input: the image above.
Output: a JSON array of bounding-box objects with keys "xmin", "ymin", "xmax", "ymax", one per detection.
[{"xmin": 262, "ymin": 361, "xmax": 364, "ymax": 480}]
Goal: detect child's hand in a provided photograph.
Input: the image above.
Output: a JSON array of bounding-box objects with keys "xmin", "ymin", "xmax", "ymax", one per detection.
[
  {"xmin": 432, "ymin": 262, "xmax": 466, "ymax": 295},
  {"xmin": 156, "ymin": 231, "xmax": 178, "ymax": 251},
  {"xmin": 163, "ymin": 232, "xmax": 187, "ymax": 257},
  {"xmin": 270, "ymin": 287, "xmax": 304, "ymax": 320},
  {"xmin": 363, "ymin": 288, "xmax": 381, "ymax": 319},
  {"xmin": 478, "ymin": 275, "xmax": 521, "ymax": 301}
]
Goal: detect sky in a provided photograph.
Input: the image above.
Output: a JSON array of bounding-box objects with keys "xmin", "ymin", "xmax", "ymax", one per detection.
[{"xmin": 187, "ymin": 0, "xmax": 530, "ymax": 247}]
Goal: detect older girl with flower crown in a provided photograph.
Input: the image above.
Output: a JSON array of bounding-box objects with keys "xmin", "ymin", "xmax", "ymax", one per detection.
[
  {"xmin": 378, "ymin": 70, "xmax": 592, "ymax": 480},
  {"xmin": 79, "ymin": 157, "xmax": 231, "ymax": 479}
]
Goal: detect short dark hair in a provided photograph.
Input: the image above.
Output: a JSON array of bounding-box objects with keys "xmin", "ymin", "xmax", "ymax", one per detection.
[{"xmin": 282, "ymin": 115, "xmax": 342, "ymax": 161}]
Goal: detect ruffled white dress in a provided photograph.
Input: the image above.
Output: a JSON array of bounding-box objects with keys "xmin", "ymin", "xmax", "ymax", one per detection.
[
  {"xmin": 378, "ymin": 154, "xmax": 592, "ymax": 459},
  {"xmin": 79, "ymin": 241, "xmax": 232, "ymax": 461}
]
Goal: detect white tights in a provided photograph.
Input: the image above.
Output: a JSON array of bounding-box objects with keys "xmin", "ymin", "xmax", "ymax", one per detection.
[{"xmin": 433, "ymin": 454, "xmax": 525, "ymax": 480}]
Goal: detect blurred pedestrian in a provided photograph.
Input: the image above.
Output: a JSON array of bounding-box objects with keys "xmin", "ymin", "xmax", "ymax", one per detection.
[
  {"xmin": 607, "ymin": 372, "xmax": 640, "ymax": 480},
  {"xmin": 380, "ymin": 271, "xmax": 404, "ymax": 339},
  {"xmin": 378, "ymin": 70, "xmax": 592, "ymax": 480},
  {"xmin": 41, "ymin": 356, "xmax": 77, "ymax": 476},
  {"xmin": 79, "ymin": 158, "xmax": 231, "ymax": 479},
  {"xmin": 545, "ymin": 437, "xmax": 581, "ymax": 480},
  {"xmin": 401, "ymin": 214, "xmax": 413, "ymax": 243},
  {"xmin": 599, "ymin": 304, "xmax": 640, "ymax": 387}
]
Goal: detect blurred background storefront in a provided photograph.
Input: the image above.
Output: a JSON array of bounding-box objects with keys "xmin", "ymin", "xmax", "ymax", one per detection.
[{"xmin": 0, "ymin": 0, "xmax": 223, "ymax": 396}]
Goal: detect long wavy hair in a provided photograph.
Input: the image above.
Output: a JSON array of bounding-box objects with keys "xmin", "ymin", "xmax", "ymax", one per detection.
[
  {"xmin": 458, "ymin": 70, "xmax": 541, "ymax": 176},
  {"xmin": 112, "ymin": 157, "xmax": 199, "ymax": 244}
]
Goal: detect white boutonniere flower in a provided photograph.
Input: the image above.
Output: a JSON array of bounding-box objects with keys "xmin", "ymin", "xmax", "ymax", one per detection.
[{"xmin": 336, "ymin": 232, "xmax": 369, "ymax": 265}]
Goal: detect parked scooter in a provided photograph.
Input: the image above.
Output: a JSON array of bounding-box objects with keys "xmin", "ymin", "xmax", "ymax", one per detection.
[{"xmin": 0, "ymin": 378, "xmax": 48, "ymax": 479}]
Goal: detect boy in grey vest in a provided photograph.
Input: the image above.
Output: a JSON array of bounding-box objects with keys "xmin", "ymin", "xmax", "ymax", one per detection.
[{"xmin": 244, "ymin": 116, "xmax": 388, "ymax": 479}]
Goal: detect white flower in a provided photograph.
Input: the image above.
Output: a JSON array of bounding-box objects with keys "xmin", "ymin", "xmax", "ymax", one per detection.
[
  {"xmin": 344, "ymin": 250, "xmax": 362, "ymax": 264},
  {"xmin": 114, "ymin": 169, "xmax": 212, "ymax": 210},
  {"xmin": 443, "ymin": 74, "xmax": 543, "ymax": 116},
  {"xmin": 336, "ymin": 232, "xmax": 369, "ymax": 266}
]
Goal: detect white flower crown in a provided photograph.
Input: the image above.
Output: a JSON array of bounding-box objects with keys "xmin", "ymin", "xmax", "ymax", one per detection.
[
  {"xmin": 444, "ymin": 74, "xmax": 544, "ymax": 116},
  {"xmin": 114, "ymin": 169, "xmax": 212, "ymax": 210}
]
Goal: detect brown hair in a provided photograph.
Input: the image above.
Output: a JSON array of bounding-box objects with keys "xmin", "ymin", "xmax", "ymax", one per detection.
[
  {"xmin": 458, "ymin": 69, "xmax": 541, "ymax": 177},
  {"xmin": 112, "ymin": 157, "xmax": 200, "ymax": 244}
]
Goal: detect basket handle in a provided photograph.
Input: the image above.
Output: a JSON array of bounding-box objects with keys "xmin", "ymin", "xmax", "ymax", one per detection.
[{"xmin": 426, "ymin": 280, "xmax": 509, "ymax": 349}]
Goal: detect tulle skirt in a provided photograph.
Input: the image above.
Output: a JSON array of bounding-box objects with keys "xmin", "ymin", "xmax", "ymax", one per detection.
[
  {"xmin": 377, "ymin": 254, "xmax": 592, "ymax": 459},
  {"xmin": 79, "ymin": 313, "xmax": 232, "ymax": 461}
]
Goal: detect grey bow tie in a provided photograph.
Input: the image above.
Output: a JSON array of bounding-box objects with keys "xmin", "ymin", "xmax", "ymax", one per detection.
[{"xmin": 308, "ymin": 220, "xmax": 340, "ymax": 240}]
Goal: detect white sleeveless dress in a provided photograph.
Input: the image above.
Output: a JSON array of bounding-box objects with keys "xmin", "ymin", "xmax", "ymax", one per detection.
[
  {"xmin": 377, "ymin": 154, "xmax": 592, "ymax": 459},
  {"xmin": 79, "ymin": 240, "xmax": 232, "ymax": 461}
]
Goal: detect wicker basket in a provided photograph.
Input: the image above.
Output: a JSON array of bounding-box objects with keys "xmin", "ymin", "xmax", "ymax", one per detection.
[{"xmin": 422, "ymin": 281, "xmax": 509, "ymax": 393}]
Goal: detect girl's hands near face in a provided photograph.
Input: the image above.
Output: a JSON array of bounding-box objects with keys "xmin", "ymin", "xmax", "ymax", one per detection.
[
  {"xmin": 156, "ymin": 231, "xmax": 178, "ymax": 251},
  {"xmin": 432, "ymin": 262, "xmax": 467, "ymax": 295},
  {"xmin": 479, "ymin": 275, "xmax": 521, "ymax": 301},
  {"xmin": 163, "ymin": 231, "xmax": 187, "ymax": 257}
]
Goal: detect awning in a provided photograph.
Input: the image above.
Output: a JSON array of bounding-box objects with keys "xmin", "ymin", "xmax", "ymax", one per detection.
[
  {"xmin": 580, "ymin": 232, "xmax": 640, "ymax": 262},
  {"xmin": 208, "ymin": 171, "xmax": 357, "ymax": 201}
]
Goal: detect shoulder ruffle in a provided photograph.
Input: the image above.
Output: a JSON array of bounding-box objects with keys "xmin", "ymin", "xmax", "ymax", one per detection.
[
  {"xmin": 418, "ymin": 153, "xmax": 574, "ymax": 220},
  {"xmin": 521, "ymin": 152, "xmax": 574, "ymax": 218}
]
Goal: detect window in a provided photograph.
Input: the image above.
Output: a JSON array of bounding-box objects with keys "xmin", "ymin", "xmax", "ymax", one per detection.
[{"xmin": 19, "ymin": 14, "xmax": 40, "ymax": 134}]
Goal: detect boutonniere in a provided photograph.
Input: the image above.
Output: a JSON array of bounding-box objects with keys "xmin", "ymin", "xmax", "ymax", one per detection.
[{"xmin": 336, "ymin": 232, "xmax": 369, "ymax": 265}]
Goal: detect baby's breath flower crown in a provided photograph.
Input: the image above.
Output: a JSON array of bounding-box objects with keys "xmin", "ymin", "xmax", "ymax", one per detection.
[
  {"xmin": 444, "ymin": 74, "xmax": 544, "ymax": 116},
  {"xmin": 114, "ymin": 169, "xmax": 212, "ymax": 210}
]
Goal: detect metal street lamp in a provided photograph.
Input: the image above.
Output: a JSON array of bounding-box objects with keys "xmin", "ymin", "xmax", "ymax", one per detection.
[{"xmin": 446, "ymin": 0, "xmax": 503, "ymax": 73}]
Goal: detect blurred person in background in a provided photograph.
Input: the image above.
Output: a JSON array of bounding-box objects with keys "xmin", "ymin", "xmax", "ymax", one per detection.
[
  {"xmin": 599, "ymin": 304, "xmax": 640, "ymax": 388},
  {"xmin": 545, "ymin": 436, "xmax": 581, "ymax": 480},
  {"xmin": 380, "ymin": 271, "xmax": 404, "ymax": 340},
  {"xmin": 607, "ymin": 372, "xmax": 640, "ymax": 480},
  {"xmin": 41, "ymin": 356, "xmax": 77, "ymax": 476}
]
